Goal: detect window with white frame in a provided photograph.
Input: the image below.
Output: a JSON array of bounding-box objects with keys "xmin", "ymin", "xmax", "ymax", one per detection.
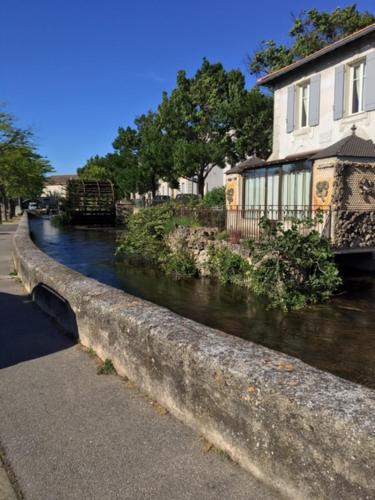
[
  {"xmin": 347, "ymin": 60, "xmax": 366, "ymax": 115},
  {"xmin": 296, "ymin": 81, "xmax": 310, "ymax": 128}
]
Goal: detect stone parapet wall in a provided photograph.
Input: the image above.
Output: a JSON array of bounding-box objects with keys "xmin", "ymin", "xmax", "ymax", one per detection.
[{"xmin": 12, "ymin": 214, "xmax": 375, "ymax": 499}]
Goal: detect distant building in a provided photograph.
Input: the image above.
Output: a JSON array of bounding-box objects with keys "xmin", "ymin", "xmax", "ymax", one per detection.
[
  {"xmin": 156, "ymin": 165, "xmax": 230, "ymax": 198},
  {"xmin": 43, "ymin": 175, "xmax": 78, "ymax": 198}
]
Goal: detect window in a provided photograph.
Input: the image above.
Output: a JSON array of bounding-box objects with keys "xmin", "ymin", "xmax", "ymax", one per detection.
[
  {"xmin": 348, "ymin": 60, "xmax": 366, "ymax": 114},
  {"xmin": 243, "ymin": 162, "xmax": 312, "ymax": 213},
  {"xmin": 281, "ymin": 161, "xmax": 312, "ymax": 209},
  {"xmin": 244, "ymin": 168, "xmax": 266, "ymax": 208},
  {"xmin": 297, "ymin": 81, "xmax": 310, "ymax": 128}
]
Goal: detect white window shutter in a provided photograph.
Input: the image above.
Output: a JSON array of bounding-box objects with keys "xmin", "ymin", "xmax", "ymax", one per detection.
[
  {"xmin": 308, "ymin": 74, "xmax": 321, "ymax": 126},
  {"xmin": 286, "ymin": 85, "xmax": 295, "ymax": 133},
  {"xmin": 364, "ymin": 51, "xmax": 375, "ymax": 112},
  {"xmin": 333, "ymin": 65, "xmax": 345, "ymax": 120}
]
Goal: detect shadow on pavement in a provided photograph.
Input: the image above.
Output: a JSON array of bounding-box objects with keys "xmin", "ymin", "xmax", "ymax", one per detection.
[{"xmin": 0, "ymin": 289, "xmax": 76, "ymax": 369}]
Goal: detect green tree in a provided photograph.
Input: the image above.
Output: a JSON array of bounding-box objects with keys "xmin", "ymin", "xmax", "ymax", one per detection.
[
  {"xmin": 80, "ymin": 112, "xmax": 177, "ymax": 199},
  {"xmin": 0, "ymin": 109, "xmax": 52, "ymax": 218},
  {"xmin": 160, "ymin": 58, "xmax": 263, "ymax": 196},
  {"xmin": 135, "ymin": 111, "xmax": 175, "ymax": 197},
  {"xmin": 78, "ymin": 128, "xmax": 141, "ymax": 198},
  {"xmin": 77, "ymin": 155, "xmax": 109, "ymax": 181},
  {"xmin": 226, "ymin": 87, "xmax": 273, "ymax": 162},
  {"xmin": 249, "ymin": 5, "xmax": 375, "ymax": 76}
]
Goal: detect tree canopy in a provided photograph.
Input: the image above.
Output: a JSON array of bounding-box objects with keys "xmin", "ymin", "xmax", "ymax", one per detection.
[
  {"xmin": 79, "ymin": 59, "xmax": 273, "ymax": 198},
  {"xmin": 0, "ymin": 109, "xmax": 52, "ymax": 207},
  {"xmin": 249, "ymin": 4, "xmax": 375, "ymax": 77}
]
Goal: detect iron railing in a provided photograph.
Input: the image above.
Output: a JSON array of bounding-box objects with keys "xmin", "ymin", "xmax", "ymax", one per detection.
[{"xmin": 175, "ymin": 205, "xmax": 333, "ymax": 241}]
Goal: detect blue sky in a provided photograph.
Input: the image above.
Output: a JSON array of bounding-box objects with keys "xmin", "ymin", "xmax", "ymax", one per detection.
[{"xmin": 1, "ymin": 0, "xmax": 374, "ymax": 174}]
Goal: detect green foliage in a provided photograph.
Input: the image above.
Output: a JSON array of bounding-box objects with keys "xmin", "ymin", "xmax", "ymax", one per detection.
[
  {"xmin": 159, "ymin": 59, "xmax": 273, "ymax": 194},
  {"xmin": 51, "ymin": 212, "xmax": 71, "ymax": 227},
  {"xmin": 116, "ymin": 205, "xmax": 175, "ymax": 263},
  {"xmin": 249, "ymin": 5, "xmax": 375, "ymax": 76},
  {"xmin": 202, "ymin": 186, "xmax": 226, "ymax": 208},
  {"xmin": 117, "ymin": 205, "xmax": 199, "ymax": 279},
  {"xmin": 78, "ymin": 60, "xmax": 273, "ymax": 197},
  {"xmin": 77, "ymin": 156, "xmax": 109, "ymax": 181},
  {"xmin": 248, "ymin": 214, "xmax": 342, "ymax": 311},
  {"xmin": 97, "ymin": 359, "xmax": 116, "ymax": 375},
  {"xmin": 163, "ymin": 215, "xmax": 200, "ymax": 234},
  {"xmin": 0, "ymin": 108, "xmax": 53, "ymax": 202},
  {"xmin": 161, "ymin": 250, "xmax": 198, "ymax": 279},
  {"xmin": 207, "ymin": 213, "xmax": 341, "ymax": 311},
  {"xmin": 215, "ymin": 230, "xmax": 229, "ymax": 241},
  {"xmin": 207, "ymin": 246, "xmax": 251, "ymax": 286},
  {"xmin": 78, "ymin": 113, "xmax": 176, "ymax": 199}
]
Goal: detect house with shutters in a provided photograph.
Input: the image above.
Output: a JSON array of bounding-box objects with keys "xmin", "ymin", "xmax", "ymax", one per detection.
[{"xmin": 225, "ymin": 23, "xmax": 375, "ymax": 250}]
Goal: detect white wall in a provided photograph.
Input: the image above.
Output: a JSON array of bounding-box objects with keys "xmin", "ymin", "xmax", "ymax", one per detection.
[
  {"xmin": 156, "ymin": 164, "xmax": 229, "ymax": 198},
  {"xmin": 271, "ymin": 46, "xmax": 375, "ymax": 160},
  {"xmin": 42, "ymin": 185, "xmax": 67, "ymax": 197}
]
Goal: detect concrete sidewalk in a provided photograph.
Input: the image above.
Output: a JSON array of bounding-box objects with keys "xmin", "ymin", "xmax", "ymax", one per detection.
[{"xmin": 0, "ymin": 224, "xmax": 277, "ymax": 500}]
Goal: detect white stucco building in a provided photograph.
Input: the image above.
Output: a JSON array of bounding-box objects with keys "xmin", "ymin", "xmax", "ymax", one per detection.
[
  {"xmin": 157, "ymin": 165, "xmax": 229, "ymax": 198},
  {"xmin": 225, "ymin": 24, "xmax": 375, "ymax": 249},
  {"xmin": 43, "ymin": 175, "xmax": 78, "ymax": 198},
  {"xmin": 266, "ymin": 24, "xmax": 375, "ymax": 160}
]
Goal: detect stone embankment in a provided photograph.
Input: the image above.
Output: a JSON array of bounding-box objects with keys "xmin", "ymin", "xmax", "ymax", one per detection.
[{"xmin": 12, "ymin": 214, "xmax": 375, "ymax": 500}]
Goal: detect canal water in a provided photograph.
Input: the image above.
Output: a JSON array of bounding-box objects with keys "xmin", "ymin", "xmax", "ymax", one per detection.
[{"xmin": 30, "ymin": 217, "xmax": 375, "ymax": 389}]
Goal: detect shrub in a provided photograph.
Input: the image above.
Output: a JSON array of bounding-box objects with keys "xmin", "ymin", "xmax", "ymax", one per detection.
[
  {"xmin": 248, "ymin": 214, "xmax": 342, "ymax": 311},
  {"xmin": 116, "ymin": 205, "xmax": 198, "ymax": 279},
  {"xmin": 163, "ymin": 215, "xmax": 200, "ymax": 234},
  {"xmin": 202, "ymin": 186, "xmax": 226, "ymax": 208},
  {"xmin": 51, "ymin": 212, "xmax": 71, "ymax": 227},
  {"xmin": 216, "ymin": 230, "xmax": 229, "ymax": 241},
  {"xmin": 116, "ymin": 205, "xmax": 175, "ymax": 263},
  {"xmin": 161, "ymin": 250, "xmax": 198, "ymax": 279},
  {"xmin": 207, "ymin": 246, "xmax": 251, "ymax": 286}
]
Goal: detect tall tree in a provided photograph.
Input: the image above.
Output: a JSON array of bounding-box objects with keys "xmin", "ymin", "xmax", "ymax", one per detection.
[
  {"xmin": 135, "ymin": 111, "xmax": 176, "ymax": 197},
  {"xmin": 0, "ymin": 109, "xmax": 52, "ymax": 218},
  {"xmin": 160, "ymin": 58, "xmax": 264, "ymax": 196},
  {"xmin": 249, "ymin": 5, "xmax": 375, "ymax": 76},
  {"xmin": 79, "ymin": 114, "xmax": 177, "ymax": 199}
]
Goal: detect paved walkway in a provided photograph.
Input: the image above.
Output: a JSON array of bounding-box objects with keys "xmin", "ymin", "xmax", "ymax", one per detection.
[{"xmin": 0, "ymin": 224, "xmax": 277, "ymax": 500}]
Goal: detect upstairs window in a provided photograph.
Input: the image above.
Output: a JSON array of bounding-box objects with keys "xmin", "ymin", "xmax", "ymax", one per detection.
[
  {"xmin": 296, "ymin": 81, "xmax": 310, "ymax": 128},
  {"xmin": 348, "ymin": 60, "xmax": 366, "ymax": 114}
]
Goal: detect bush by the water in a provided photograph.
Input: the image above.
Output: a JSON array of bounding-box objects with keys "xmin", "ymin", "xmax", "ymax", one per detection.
[
  {"xmin": 116, "ymin": 204, "xmax": 198, "ymax": 278},
  {"xmin": 207, "ymin": 213, "xmax": 341, "ymax": 311},
  {"xmin": 51, "ymin": 213, "xmax": 71, "ymax": 227},
  {"xmin": 207, "ymin": 246, "xmax": 251, "ymax": 286},
  {"xmin": 247, "ymin": 214, "xmax": 342, "ymax": 310},
  {"xmin": 116, "ymin": 204, "xmax": 174, "ymax": 264},
  {"xmin": 118, "ymin": 205, "xmax": 341, "ymax": 310},
  {"xmin": 161, "ymin": 250, "xmax": 198, "ymax": 279}
]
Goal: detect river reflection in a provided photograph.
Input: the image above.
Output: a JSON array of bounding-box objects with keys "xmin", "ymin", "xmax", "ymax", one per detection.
[{"xmin": 30, "ymin": 217, "xmax": 375, "ymax": 389}]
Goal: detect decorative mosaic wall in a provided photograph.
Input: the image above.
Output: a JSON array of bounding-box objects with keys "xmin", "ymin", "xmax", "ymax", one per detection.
[
  {"xmin": 332, "ymin": 161, "xmax": 375, "ymax": 249},
  {"xmin": 343, "ymin": 164, "xmax": 375, "ymax": 209}
]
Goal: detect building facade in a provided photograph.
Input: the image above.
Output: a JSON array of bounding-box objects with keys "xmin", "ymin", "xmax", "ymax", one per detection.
[
  {"xmin": 225, "ymin": 24, "xmax": 375, "ymax": 249},
  {"xmin": 43, "ymin": 175, "xmax": 78, "ymax": 198}
]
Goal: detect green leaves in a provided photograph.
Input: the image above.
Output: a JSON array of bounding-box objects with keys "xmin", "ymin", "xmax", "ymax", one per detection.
[
  {"xmin": 249, "ymin": 5, "xmax": 375, "ymax": 76},
  {"xmin": 249, "ymin": 214, "xmax": 342, "ymax": 311},
  {"xmin": 116, "ymin": 204, "xmax": 175, "ymax": 264},
  {"xmin": 201, "ymin": 187, "xmax": 226, "ymax": 208},
  {"xmin": 0, "ymin": 109, "xmax": 52, "ymax": 200}
]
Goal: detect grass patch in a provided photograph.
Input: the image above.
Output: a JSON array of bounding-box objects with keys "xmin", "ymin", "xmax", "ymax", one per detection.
[{"xmin": 97, "ymin": 358, "xmax": 116, "ymax": 375}]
